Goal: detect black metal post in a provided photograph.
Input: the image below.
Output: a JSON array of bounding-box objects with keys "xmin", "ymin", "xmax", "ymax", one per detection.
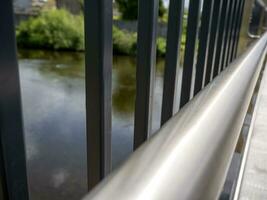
[
  {"xmin": 0, "ymin": 1, "xmax": 29, "ymax": 199},
  {"xmin": 0, "ymin": 151, "xmax": 8, "ymax": 200},
  {"xmin": 220, "ymin": 0, "xmax": 234, "ymax": 70},
  {"xmin": 161, "ymin": 0, "xmax": 185, "ymax": 125},
  {"xmin": 234, "ymin": 0, "xmax": 246, "ymax": 58},
  {"xmin": 134, "ymin": 0, "xmax": 159, "ymax": 149},
  {"xmin": 84, "ymin": 0, "xmax": 112, "ymax": 190},
  {"xmin": 204, "ymin": 0, "xmax": 223, "ymax": 85},
  {"xmin": 180, "ymin": 0, "xmax": 202, "ymax": 108},
  {"xmin": 225, "ymin": 0, "xmax": 239, "ymax": 66},
  {"xmin": 229, "ymin": 0, "xmax": 242, "ymax": 62},
  {"xmin": 213, "ymin": 0, "xmax": 230, "ymax": 77},
  {"xmin": 194, "ymin": 0, "xmax": 215, "ymax": 95}
]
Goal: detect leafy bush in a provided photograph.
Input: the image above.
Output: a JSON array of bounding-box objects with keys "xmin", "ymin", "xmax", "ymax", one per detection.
[
  {"xmin": 157, "ymin": 37, "xmax": 166, "ymax": 57},
  {"xmin": 16, "ymin": 9, "xmax": 84, "ymax": 50},
  {"xmin": 113, "ymin": 27, "xmax": 167, "ymax": 57},
  {"xmin": 116, "ymin": 0, "xmax": 166, "ymax": 20},
  {"xmin": 113, "ymin": 26, "xmax": 137, "ymax": 55},
  {"xmin": 16, "ymin": 9, "xmax": 167, "ymax": 56}
]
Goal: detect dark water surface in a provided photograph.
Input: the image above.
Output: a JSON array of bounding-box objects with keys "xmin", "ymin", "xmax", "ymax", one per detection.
[
  {"xmin": 18, "ymin": 50, "xmax": 166, "ymax": 200},
  {"xmin": 17, "ymin": 37, "xmax": 250, "ymax": 199}
]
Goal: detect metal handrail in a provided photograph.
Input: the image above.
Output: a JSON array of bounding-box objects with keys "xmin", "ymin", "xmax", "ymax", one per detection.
[{"xmin": 83, "ymin": 32, "xmax": 267, "ymax": 200}]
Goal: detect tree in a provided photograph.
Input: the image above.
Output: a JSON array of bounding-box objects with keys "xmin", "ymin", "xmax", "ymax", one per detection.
[
  {"xmin": 116, "ymin": 0, "xmax": 166, "ymax": 20},
  {"xmin": 158, "ymin": 0, "xmax": 166, "ymax": 19}
]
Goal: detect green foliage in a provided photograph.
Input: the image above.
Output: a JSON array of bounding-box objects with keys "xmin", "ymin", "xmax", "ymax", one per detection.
[
  {"xmin": 113, "ymin": 26, "xmax": 137, "ymax": 55},
  {"xmin": 77, "ymin": 0, "xmax": 84, "ymax": 11},
  {"xmin": 16, "ymin": 9, "xmax": 84, "ymax": 50},
  {"xmin": 158, "ymin": 0, "xmax": 166, "ymax": 19},
  {"xmin": 16, "ymin": 9, "xmax": 168, "ymax": 56},
  {"xmin": 116, "ymin": 0, "xmax": 166, "ymax": 20},
  {"xmin": 113, "ymin": 26, "xmax": 167, "ymax": 57},
  {"xmin": 115, "ymin": 0, "xmax": 138, "ymax": 20},
  {"xmin": 156, "ymin": 37, "xmax": 166, "ymax": 57}
]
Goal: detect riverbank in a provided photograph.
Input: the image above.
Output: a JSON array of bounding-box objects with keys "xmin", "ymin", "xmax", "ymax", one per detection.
[{"xmin": 16, "ymin": 9, "xmax": 176, "ymax": 57}]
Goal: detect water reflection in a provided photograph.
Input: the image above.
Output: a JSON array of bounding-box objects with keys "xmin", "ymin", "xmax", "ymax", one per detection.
[
  {"xmin": 112, "ymin": 56, "xmax": 136, "ymax": 115},
  {"xmin": 18, "ymin": 50, "xmax": 164, "ymax": 200}
]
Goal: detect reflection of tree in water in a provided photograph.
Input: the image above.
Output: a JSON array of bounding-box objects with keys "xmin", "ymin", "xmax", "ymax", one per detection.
[
  {"xmin": 112, "ymin": 56, "xmax": 165, "ymax": 116},
  {"xmin": 156, "ymin": 58, "xmax": 165, "ymax": 75},
  {"xmin": 39, "ymin": 61, "xmax": 85, "ymax": 79},
  {"xmin": 19, "ymin": 49, "xmax": 85, "ymax": 79},
  {"xmin": 18, "ymin": 49, "xmax": 84, "ymax": 61},
  {"xmin": 19, "ymin": 50, "xmax": 165, "ymax": 116},
  {"xmin": 112, "ymin": 56, "xmax": 136, "ymax": 116}
]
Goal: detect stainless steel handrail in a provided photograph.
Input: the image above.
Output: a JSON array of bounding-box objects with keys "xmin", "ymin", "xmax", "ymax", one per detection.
[{"xmin": 83, "ymin": 32, "xmax": 267, "ymax": 200}]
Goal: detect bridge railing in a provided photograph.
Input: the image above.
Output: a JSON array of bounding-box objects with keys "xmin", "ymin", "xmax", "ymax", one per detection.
[
  {"xmin": 0, "ymin": 0, "xmax": 267, "ymax": 199},
  {"xmin": 83, "ymin": 0, "xmax": 263, "ymax": 192},
  {"xmin": 84, "ymin": 0, "xmax": 251, "ymax": 190},
  {"xmin": 82, "ymin": 31, "xmax": 267, "ymax": 200}
]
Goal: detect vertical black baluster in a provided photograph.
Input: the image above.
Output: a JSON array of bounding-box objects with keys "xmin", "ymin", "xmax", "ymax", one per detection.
[
  {"xmin": 234, "ymin": 0, "xmax": 246, "ymax": 58},
  {"xmin": 249, "ymin": 1, "xmax": 264, "ymax": 36},
  {"xmin": 84, "ymin": 0, "xmax": 112, "ymax": 189},
  {"xmin": 213, "ymin": 0, "xmax": 230, "ymax": 78},
  {"xmin": 180, "ymin": 0, "xmax": 202, "ymax": 108},
  {"xmin": 161, "ymin": 0, "xmax": 185, "ymax": 125},
  {"xmin": 204, "ymin": 0, "xmax": 223, "ymax": 85},
  {"xmin": 194, "ymin": 0, "xmax": 215, "ymax": 95},
  {"xmin": 134, "ymin": 0, "xmax": 159, "ymax": 149},
  {"xmin": 0, "ymin": 1, "xmax": 29, "ymax": 199},
  {"xmin": 0, "ymin": 151, "xmax": 8, "ymax": 200},
  {"xmin": 225, "ymin": 0, "xmax": 238, "ymax": 66},
  {"xmin": 230, "ymin": 0, "xmax": 242, "ymax": 61},
  {"xmin": 220, "ymin": 0, "xmax": 234, "ymax": 70}
]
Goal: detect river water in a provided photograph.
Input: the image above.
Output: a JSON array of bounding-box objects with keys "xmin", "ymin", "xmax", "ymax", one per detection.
[
  {"xmin": 18, "ymin": 50, "xmax": 168, "ymax": 200},
  {"xmin": 17, "ymin": 41, "xmax": 250, "ymax": 199}
]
